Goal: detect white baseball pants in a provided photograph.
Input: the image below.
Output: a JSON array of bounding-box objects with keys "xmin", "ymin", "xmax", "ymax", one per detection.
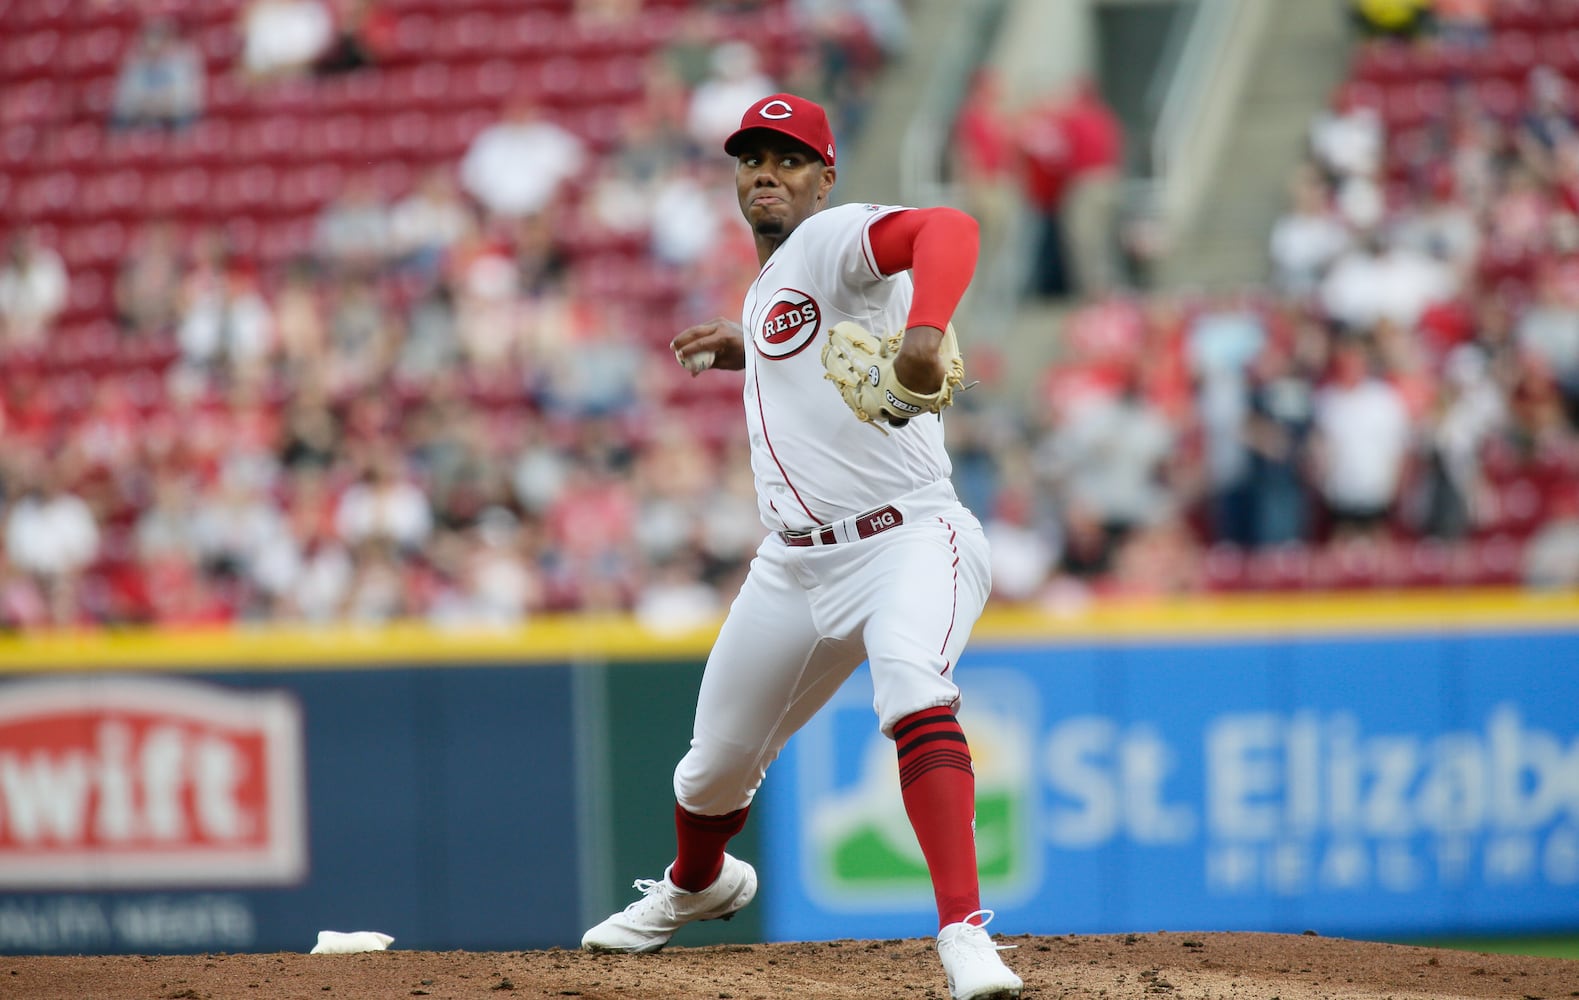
[{"xmin": 673, "ymin": 481, "xmax": 992, "ymax": 816}]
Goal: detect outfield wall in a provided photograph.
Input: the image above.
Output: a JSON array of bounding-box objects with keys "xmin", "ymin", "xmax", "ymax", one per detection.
[{"xmin": 0, "ymin": 592, "xmax": 1574, "ymax": 953}]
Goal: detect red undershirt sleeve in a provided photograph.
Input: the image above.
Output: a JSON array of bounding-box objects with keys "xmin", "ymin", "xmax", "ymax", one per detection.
[{"xmin": 867, "ymin": 207, "xmax": 980, "ymax": 332}]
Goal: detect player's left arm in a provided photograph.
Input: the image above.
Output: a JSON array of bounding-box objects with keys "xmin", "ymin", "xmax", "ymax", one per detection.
[{"xmin": 867, "ymin": 207, "xmax": 979, "ymax": 393}]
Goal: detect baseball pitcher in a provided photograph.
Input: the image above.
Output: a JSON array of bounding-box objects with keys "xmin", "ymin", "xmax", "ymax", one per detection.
[{"xmin": 581, "ymin": 92, "xmax": 1021, "ymax": 1000}]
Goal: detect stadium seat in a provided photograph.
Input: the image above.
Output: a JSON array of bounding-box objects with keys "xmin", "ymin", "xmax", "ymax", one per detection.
[
  {"xmin": 61, "ymin": 270, "xmax": 109, "ymax": 324},
  {"xmin": 195, "ymin": 20, "xmax": 241, "ymax": 72},
  {"xmin": 1495, "ymin": 478, "xmax": 1548, "ymax": 539},
  {"xmin": 144, "ymin": 165, "xmax": 214, "ymax": 220},
  {"xmin": 299, "ymin": 112, "xmax": 368, "ymax": 162},
  {"xmin": 230, "ymin": 114, "xmax": 304, "ymax": 165},
  {"xmin": 1381, "ymin": 80, "xmax": 1450, "ymax": 130},
  {"xmin": 1493, "ymin": 0, "xmax": 1547, "ymax": 33},
  {"xmin": 1, "ymin": 123, "xmax": 40, "ymax": 174},
  {"xmin": 59, "ymin": 25, "xmax": 125, "ymax": 80},
  {"xmin": 1479, "ymin": 31, "xmax": 1538, "ymax": 82},
  {"xmin": 3, "ymin": 28, "xmax": 62, "ymax": 82},
  {"xmin": 1201, "ymin": 543, "xmax": 1249, "ymax": 592},
  {"xmin": 15, "ymin": 171, "xmax": 78, "ymax": 223},
  {"xmin": 1351, "ymin": 41, "xmax": 1414, "ymax": 84},
  {"xmin": 1247, "ymin": 543, "xmax": 1318, "ymax": 591},
  {"xmin": 78, "ymin": 167, "xmax": 146, "ymax": 222},
  {"xmin": 1, "ymin": 78, "xmax": 59, "ymax": 128},
  {"xmin": 212, "ymin": 164, "xmax": 280, "ymax": 216},
  {"xmin": 60, "ymin": 220, "xmax": 129, "ymax": 272},
  {"xmin": 1465, "ymin": 534, "xmax": 1524, "ymax": 585},
  {"xmin": 1398, "ymin": 539, "xmax": 1453, "ymax": 587},
  {"xmin": 1469, "ymin": 76, "xmax": 1522, "ymax": 121}
]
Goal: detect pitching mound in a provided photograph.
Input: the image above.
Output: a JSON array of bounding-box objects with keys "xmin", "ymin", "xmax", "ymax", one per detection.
[{"xmin": 5, "ymin": 931, "xmax": 1575, "ymax": 999}]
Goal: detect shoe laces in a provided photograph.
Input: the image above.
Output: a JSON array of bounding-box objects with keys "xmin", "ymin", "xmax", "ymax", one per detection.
[
  {"xmin": 625, "ymin": 878, "xmax": 679, "ymax": 920},
  {"xmin": 938, "ymin": 909, "xmax": 1016, "ymax": 953}
]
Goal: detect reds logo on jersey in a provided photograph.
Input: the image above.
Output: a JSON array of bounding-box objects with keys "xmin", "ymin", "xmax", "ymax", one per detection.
[{"xmin": 754, "ymin": 289, "xmax": 823, "ymax": 360}]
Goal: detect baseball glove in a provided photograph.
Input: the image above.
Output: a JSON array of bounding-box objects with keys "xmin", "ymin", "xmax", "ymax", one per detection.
[{"xmin": 821, "ymin": 321, "xmax": 965, "ymax": 431}]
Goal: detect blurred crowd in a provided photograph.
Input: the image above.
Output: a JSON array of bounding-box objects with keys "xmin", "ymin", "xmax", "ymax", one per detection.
[
  {"xmin": 4, "ymin": 0, "xmax": 1577, "ymax": 632},
  {"xmin": 0, "ymin": 0, "xmax": 910, "ymax": 630},
  {"xmin": 945, "ymin": 0, "xmax": 1579, "ymax": 605}
]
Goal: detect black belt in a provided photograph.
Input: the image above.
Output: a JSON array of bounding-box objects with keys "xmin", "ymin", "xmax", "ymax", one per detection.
[{"xmin": 780, "ymin": 505, "xmax": 904, "ymax": 546}]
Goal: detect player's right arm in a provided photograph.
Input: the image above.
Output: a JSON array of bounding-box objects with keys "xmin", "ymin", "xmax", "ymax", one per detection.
[{"xmin": 672, "ymin": 317, "xmax": 747, "ymax": 371}]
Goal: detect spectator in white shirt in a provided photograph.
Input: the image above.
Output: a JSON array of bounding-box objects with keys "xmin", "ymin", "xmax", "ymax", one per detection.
[
  {"xmin": 1311, "ymin": 337, "xmax": 1413, "ymax": 537},
  {"xmin": 242, "ymin": 0, "xmax": 333, "ymax": 82},
  {"xmin": 0, "ymin": 229, "xmax": 68, "ymax": 349},
  {"xmin": 390, "ymin": 168, "xmax": 474, "ymax": 274},
  {"xmin": 685, "ymin": 41, "xmax": 775, "ymax": 152},
  {"xmin": 334, "ymin": 448, "xmax": 434, "ymax": 552},
  {"xmin": 460, "ymin": 96, "xmax": 587, "ymax": 220},
  {"xmin": 1319, "ymin": 229, "xmax": 1457, "ymax": 332},
  {"xmin": 1270, "ymin": 166, "xmax": 1351, "ymax": 297},
  {"xmin": 4, "ymin": 460, "xmax": 101, "ymax": 623}
]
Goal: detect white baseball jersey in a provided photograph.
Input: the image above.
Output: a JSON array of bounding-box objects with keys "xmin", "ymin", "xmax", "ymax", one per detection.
[{"xmin": 741, "ymin": 202, "xmax": 953, "ymax": 532}]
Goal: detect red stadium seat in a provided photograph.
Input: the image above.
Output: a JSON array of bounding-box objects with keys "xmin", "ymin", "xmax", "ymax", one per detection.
[
  {"xmin": 1464, "ymin": 534, "xmax": 1524, "ymax": 585},
  {"xmin": 1398, "ymin": 539, "xmax": 1453, "ymax": 588},
  {"xmin": 0, "ymin": 78, "xmax": 59, "ymax": 128},
  {"xmin": 61, "ymin": 269, "xmax": 108, "ymax": 324},
  {"xmin": 1201, "ymin": 543, "xmax": 1249, "ymax": 592},
  {"xmin": 3, "ymin": 28, "xmax": 62, "ymax": 82},
  {"xmin": 1351, "ymin": 41, "xmax": 1414, "ymax": 84},
  {"xmin": 211, "ymin": 164, "xmax": 280, "ymax": 216},
  {"xmin": 500, "ymin": 8, "xmax": 569, "ymax": 57},
  {"xmin": 1478, "ymin": 31, "xmax": 1538, "ymax": 82},
  {"xmin": 14, "ymin": 171, "xmax": 78, "ymax": 223},
  {"xmin": 1469, "ymin": 76, "xmax": 1523, "ymax": 121},
  {"xmin": 230, "ymin": 114, "xmax": 304, "ymax": 165},
  {"xmin": 1537, "ymin": 29, "xmax": 1579, "ymax": 78},
  {"xmin": 78, "ymin": 167, "xmax": 146, "ymax": 222},
  {"xmin": 1493, "ymin": 0, "xmax": 1547, "ymax": 32},
  {"xmin": 1381, "ymin": 80, "xmax": 1450, "ymax": 130},
  {"xmin": 58, "ymin": 25, "xmax": 125, "ymax": 80},
  {"xmin": 195, "ymin": 20, "xmax": 241, "ymax": 71},
  {"xmin": 143, "ymin": 165, "xmax": 214, "ymax": 220},
  {"xmin": 60, "ymin": 220, "xmax": 130, "ymax": 271},
  {"xmin": 275, "ymin": 162, "xmax": 346, "ymax": 212},
  {"xmin": 298, "ymin": 112, "xmax": 369, "ymax": 162},
  {"xmin": 2, "ymin": 123, "xmax": 41, "ymax": 177},
  {"xmin": 1246, "ymin": 543, "xmax": 1317, "ymax": 591}
]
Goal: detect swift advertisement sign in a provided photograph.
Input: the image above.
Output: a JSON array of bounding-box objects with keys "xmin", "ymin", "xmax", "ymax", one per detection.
[
  {"xmin": 0, "ymin": 676, "xmax": 307, "ymax": 889},
  {"xmin": 761, "ymin": 630, "xmax": 1579, "ymax": 940}
]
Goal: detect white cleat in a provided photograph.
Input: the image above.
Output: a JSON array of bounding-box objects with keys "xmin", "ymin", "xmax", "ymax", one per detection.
[
  {"xmin": 936, "ymin": 909, "xmax": 1023, "ymax": 1000},
  {"xmin": 581, "ymin": 853, "xmax": 758, "ymax": 953}
]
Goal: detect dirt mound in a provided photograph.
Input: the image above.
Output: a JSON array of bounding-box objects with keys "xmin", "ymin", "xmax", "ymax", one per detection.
[{"xmin": 5, "ymin": 930, "xmax": 1575, "ymax": 999}]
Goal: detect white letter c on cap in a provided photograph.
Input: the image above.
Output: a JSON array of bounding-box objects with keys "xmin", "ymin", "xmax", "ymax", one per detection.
[{"xmin": 759, "ymin": 100, "xmax": 794, "ymax": 120}]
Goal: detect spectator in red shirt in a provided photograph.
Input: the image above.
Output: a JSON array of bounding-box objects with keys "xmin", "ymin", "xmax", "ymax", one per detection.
[
  {"xmin": 1057, "ymin": 78, "xmax": 1126, "ymax": 297},
  {"xmin": 1016, "ymin": 92, "xmax": 1073, "ymax": 298},
  {"xmin": 951, "ymin": 70, "xmax": 1015, "ymax": 262},
  {"xmin": 1016, "ymin": 79, "xmax": 1126, "ymax": 299}
]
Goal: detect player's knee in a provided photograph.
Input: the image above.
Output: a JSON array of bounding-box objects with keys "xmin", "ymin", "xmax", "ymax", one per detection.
[{"xmin": 673, "ymin": 746, "xmax": 762, "ymax": 816}]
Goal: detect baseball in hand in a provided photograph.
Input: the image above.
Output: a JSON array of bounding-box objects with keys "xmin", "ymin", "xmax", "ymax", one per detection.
[{"xmin": 680, "ymin": 349, "xmax": 715, "ymax": 374}]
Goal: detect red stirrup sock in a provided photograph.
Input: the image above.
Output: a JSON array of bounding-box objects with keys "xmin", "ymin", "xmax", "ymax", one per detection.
[
  {"xmin": 893, "ymin": 706, "xmax": 982, "ymax": 929},
  {"xmin": 670, "ymin": 803, "xmax": 750, "ymax": 892}
]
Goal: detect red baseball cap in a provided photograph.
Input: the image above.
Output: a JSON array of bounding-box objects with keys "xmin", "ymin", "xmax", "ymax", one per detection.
[{"xmin": 724, "ymin": 93, "xmax": 836, "ymax": 165}]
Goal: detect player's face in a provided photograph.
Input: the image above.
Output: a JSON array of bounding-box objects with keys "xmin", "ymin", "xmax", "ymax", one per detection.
[{"xmin": 735, "ymin": 137, "xmax": 835, "ymax": 240}]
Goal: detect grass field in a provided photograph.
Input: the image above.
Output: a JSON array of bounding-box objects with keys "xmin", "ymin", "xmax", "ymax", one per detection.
[{"xmin": 1404, "ymin": 935, "xmax": 1579, "ymax": 960}]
